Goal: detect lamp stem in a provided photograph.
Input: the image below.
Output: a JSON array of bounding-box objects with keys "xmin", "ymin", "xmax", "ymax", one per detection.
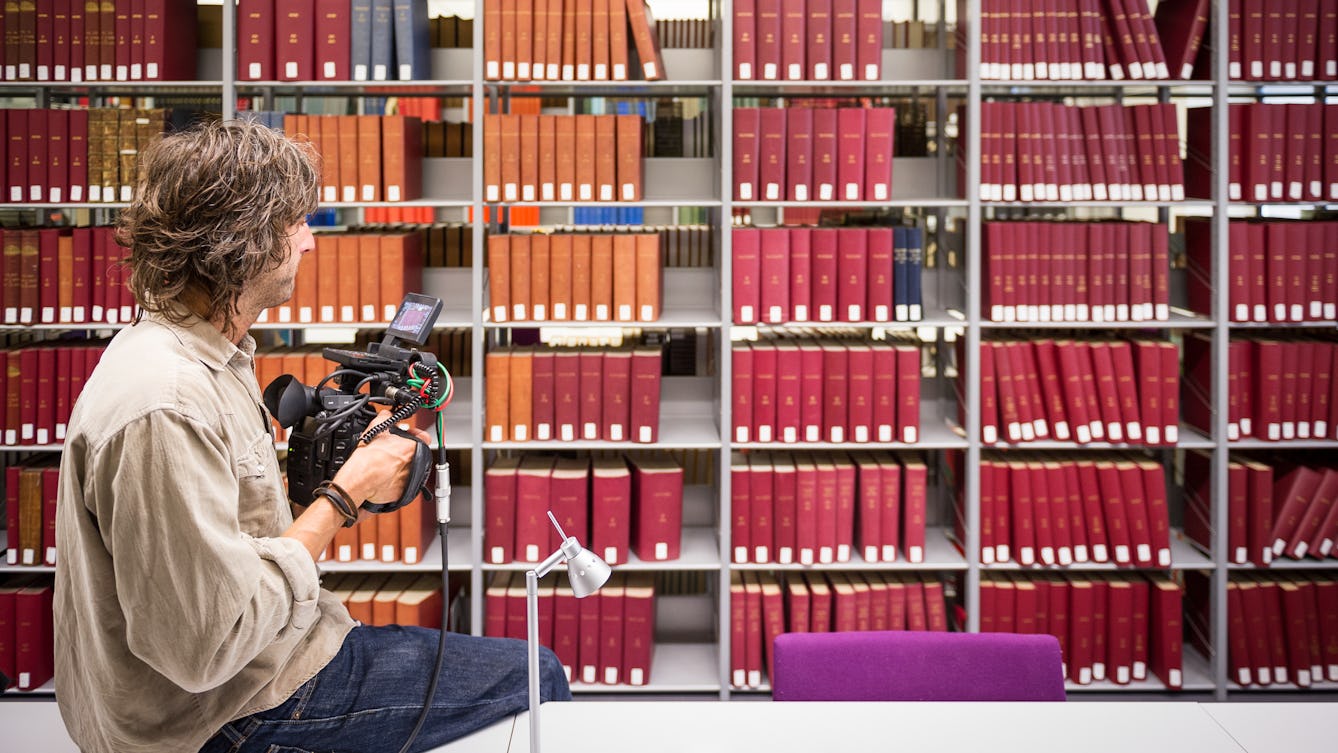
[{"xmin": 527, "ymin": 569, "xmax": 541, "ymax": 753}]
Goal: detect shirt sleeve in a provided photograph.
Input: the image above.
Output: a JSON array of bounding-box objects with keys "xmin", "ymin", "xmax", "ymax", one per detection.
[{"xmin": 87, "ymin": 408, "xmax": 320, "ymax": 694}]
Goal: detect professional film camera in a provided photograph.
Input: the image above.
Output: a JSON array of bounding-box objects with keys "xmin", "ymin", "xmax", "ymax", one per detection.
[{"xmin": 263, "ymin": 293, "xmax": 452, "ymax": 515}]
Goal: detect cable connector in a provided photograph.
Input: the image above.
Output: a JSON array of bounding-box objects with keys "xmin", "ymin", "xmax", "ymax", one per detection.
[{"xmin": 434, "ymin": 460, "xmax": 452, "ymax": 524}]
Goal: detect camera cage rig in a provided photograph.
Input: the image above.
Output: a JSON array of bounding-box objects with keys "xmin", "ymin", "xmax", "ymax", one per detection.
[{"xmin": 263, "ymin": 293, "xmax": 452, "ymax": 515}]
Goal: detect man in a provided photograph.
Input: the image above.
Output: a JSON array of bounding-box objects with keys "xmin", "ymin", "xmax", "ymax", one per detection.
[{"xmin": 54, "ymin": 119, "xmax": 569, "ymax": 753}]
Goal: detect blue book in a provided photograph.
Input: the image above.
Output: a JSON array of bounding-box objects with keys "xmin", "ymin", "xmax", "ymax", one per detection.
[
  {"xmin": 906, "ymin": 227, "xmax": 924, "ymax": 321},
  {"xmin": 350, "ymin": 0, "xmax": 374, "ymax": 80},
  {"xmin": 369, "ymin": 0, "xmax": 395, "ymax": 81},
  {"xmin": 892, "ymin": 227, "xmax": 909, "ymax": 321},
  {"xmin": 392, "ymin": 0, "xmax": 431, "ymax": 80}
]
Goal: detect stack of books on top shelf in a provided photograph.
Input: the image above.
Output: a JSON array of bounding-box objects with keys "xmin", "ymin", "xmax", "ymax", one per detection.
[
  {"xmin": 239, "ymin": 0, "xmax": 429, "ymax": 81},
  {"xmin": 1226, "ymin": 0, "xmax": 1338, "ymax": 81},
  {"xmin": 1184, "ymin": 451, "xmax": 1338, "ymax": 566},
  {"xmin": 0, "ymin": 1, "xmax": 197, "ymax": 82},
  {"xmin": 981, "ymin": 572, "xmax": 1184, "ymax": 689},
  {"xmin": 731, "ymin": 451, "xmax": 928, "ymax": 565},
  {"xmin": 732, "ymin": 0, "xmax": 885, "ymax": 81},
  {"xmin": 483, "ymin": 0, "xmax": 665, "ymax": 81}
]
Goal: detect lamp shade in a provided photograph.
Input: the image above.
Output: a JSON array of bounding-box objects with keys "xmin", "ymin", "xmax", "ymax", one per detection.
[{"xmin": 565, "ymin": 546, "xmax": 612, "ymax": 598}]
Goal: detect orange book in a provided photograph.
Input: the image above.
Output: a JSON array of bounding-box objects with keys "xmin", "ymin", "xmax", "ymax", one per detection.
[
  {"xmin": 616, "ymin": 114, "xmax": 643, "ymax": 201},
  {"xmin": 487, "ymin": 233, "xmax": 511, "ymax": 322},
  {"xmin": 326, "ymin": 573, "xmax": 368, "ymax": 613},
  {"xmin": 346, "ymin": 574, "xmax": 390, "ymax": 622},
  {"xmin": 377, "ymin": 498, "xmax": 401, "ymax": 562},
  {"xmin": 358, "ymin": 234, "xmax": 382, "ymax": 323},
  {"xmin": 485, "ymin": 113, "xmax": 502, "ymax": 201},
  {"xmin": 509, "ymin": 346, "xmax": 535, "ymax": 441},
  {"xmin": 509, "ymin": 233, "xmax": 532, "ymax": 321},
  {"xmin": 501, "ymin": 0, "xmax": 517, "ymax": 78},
  {"xmin": 634, "ymin": 233, "xmax": 661, "ymax": 321},
  {"xmin": 317, "ymin": 235, "xmax": 341, "ymax": 323},
  {"xmin": 544, "ymin": 0, "xmax": 563, "ymax": 79},
  {"xmin": 531, "ymin": 233, "xmax": 551, "ymax": 320},
  {"xmin": 592, "ymin": 0, "xmax": 610, "ymax": 79},
  {"xmin": 575, "ymin": 0, "xmax": 593, "ymax": 79},
  {"xmin": 338, "ymin": 115, "xmax": 360, "ymax": 202},
  {"xmin": 574, "ymin": 114, "xmax": 597, "ymax": 200},
  {"xmin": 609, "ymin": 0, "xmax": 628, "ymax": 80},
  {"xmin": 298, "ymin": 234, "xmax": 325, "ymax": 323},
  {"xmin": 371, "ymin": 573, "xmax": 418, "ymax": 625},
  {"xmin": 555, "ymin": 115, "xmax": 576, "ymax": 200},
  {"xmin": 336, "ymin": 235, "xmax": 361, "ymax": 323},
  {"xmin": 516, "ymin": 0, "xmax": 533, "ymax": 79},
  {"xmin": 612, "ymin": 234, "xmax": 636, "ymax": 322},
  {"xmin": 333, "ymin": 516, "xmax": 360, "ymax": 562},
  {"xmin": 484, "ymin": 0, "xmax": 502, "ymax": 79},
  {"xmin": 624, "ymin": 0, "xmax": 665, "ymax": 80},
  {"xmin": 538, "ymin": 114, "xmax": 558, "ymax": 201},
  {"xmin": 520, "ymin": 113, "xmax": 540, "ymax": 201},
  {"xmin": 561, "ymin": 0, "xmax": 577, "ymax": 80},
  {"xmin": 381, "ymin": 115, "xmax": 422, "ymax": 202},
  {"xmin": 311, "ymin": 116, "xmax": 338, "ymax": 202},
  {"xmin": 395, "ymin": 574, "xmax": 445, "ymax": 629},
  {"xmin": 399, "ymin": 495, "xmax": 436, "ymax": 565},
  {"xmin": 595, "ymin": 115, "xmax": 617, "ymax": 201},
  {"xmin": 571, "ymin": 233, "xmax": 592, "ymax": 320},
  {"xmin": 357, "ymin": 115, "xmax": 382, "ymax": 202},
  {"xmin": 303, "ymin": 351, "xmax": 330, "ymax": 389},
  {"xmin": 379, "ymin": 232, "xmax": 424, "ymax": 321},
  {"xmin": 501, "ymin": 113, "xmax": 521, "ymax": 201},
  {"xmin": 590, "ymin": 234, "xmax": 614, "ymax": 321},
  {"xmin": 486, "ymin": 348, "xmax": 512, "ymax": 442},
  {"xmin": 550, "ymin": 233, "xmax": 572, "ymax": 320}
]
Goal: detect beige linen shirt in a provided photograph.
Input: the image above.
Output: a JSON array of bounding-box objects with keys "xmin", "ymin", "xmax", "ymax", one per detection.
[{"xmin": 54, "ymin": 310, "xmax": 354, "ymax": 753}]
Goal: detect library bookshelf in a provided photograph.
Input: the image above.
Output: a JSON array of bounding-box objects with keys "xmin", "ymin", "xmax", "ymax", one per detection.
[{"xmin": 3, "ymin": 0, "xmax": 1338, "ymax": 705}]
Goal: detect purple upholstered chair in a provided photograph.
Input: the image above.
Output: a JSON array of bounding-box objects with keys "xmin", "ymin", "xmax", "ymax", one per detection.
[{"xmin": 771, "ymin": 631, "xmax": 1067, "ymax": 701}]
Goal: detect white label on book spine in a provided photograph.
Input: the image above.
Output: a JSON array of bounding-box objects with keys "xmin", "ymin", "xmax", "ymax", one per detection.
[
  {"xmin": 251, "ymin": 63, "xmax": 264, "ymax": 79},
  {"xmin": 583, "ymin": 422, "xmax": 598, "ymax": 439},
  {"xmin": 738, "ymin": 304, "xmax": 754, "ymax": 321},
  {"xmin": 819, "ymin": 546, "xmax": 833, "ymax": 563}
]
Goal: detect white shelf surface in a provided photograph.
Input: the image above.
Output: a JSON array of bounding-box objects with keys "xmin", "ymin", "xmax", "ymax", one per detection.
[{"xmin": 571, "ymin": 643, "xmax": 721, "ymax": 694}]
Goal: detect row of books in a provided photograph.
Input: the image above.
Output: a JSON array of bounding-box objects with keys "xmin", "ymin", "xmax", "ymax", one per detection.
[
  {"xmin": 0, "ymin": 0, "xmax": 195, "ymax": 82},
  {"xmin": 1226, "ymin": 0, "xmax": 1338, "ymax": 82},
  {"xmin": 483, "ymin": 345, "xmax": 662, "ymax": 444},
  {"xmin": 982, "ymin": 221, "xmax": 1170, "ymax": 324},
  {"xmin": 1183, "ymin": 333, "xmax": 1338, "ymax": 442},
  {"xmin": 730, "ymin": 570, "xmax": 949, "ymax": 688},
  {"xmin": 0, "ymin": 575, "xmax": 52, "ymax": 692},
  {"xmin": 483, "ymin": 113, "xmax": 643, "ymax": 203},
  {"xmin": 970, "ymin": 455, "xmax": 1173, "ymax": 568},
  {"xmin": 967, "ymin": 0, "xmax": 1207, "ymax": 81},
  {"xmin": 483, "ymin": 453, "xmax": 682, "ymax": 565},
  {"xmin": 732, "ymin": 226, "xmax": 924, "ymax": 325},
  {"xmin": 1213, "ymin": 573, "xmax": 1338, "ymax": 688},
  {"xmin": 242, "ymin": 112, "xmax": 424, "ymax": 203},
  {"xmin": 731, "ymin": 335, "xmax": 923, "ymax": 445},
  {"xmin": 1184, "ymin": 452, "xmax": 1338, "ymax": 566},
  {"xmin": 0, "ymin": 346, "xmax": 107, "ymax": 450},
  {"xmin": 486, "ymin": 232, "xmax": 661, "ymax": 323},
  {"xmin": 730, "ymin": 451, "xmax": 929, "ymax": 565},
  {"xmin": 965, "ymin": 338, "xmax": 1181, "ymax": 446},
  {"xmin": 324, "ymin": 572, "xmax": 445, "ymax": 629},
  {"xmin": 483, "ymin": 0, "xmax": 665, "ymax": 82},
  {"xmin": 3, "ymin": 107, "xmax": 168, "ymax": 205},
  {"xmin": 256, "ymin": 231, "xmax": 422, "ymax": 326},
  {"xmin": 423, "ymin": 120, "xmax": 473, "ymax": 158},
  {"xmin": 979, "ymin": 572, "xmax": 1183, "ymax": 689},
  {"xmin": 4, "ymin": 465, "xmax": 58, "ymax": 567},
  {"xmin": 969, "ymin": 101, "xmax": 1184, "ymax": 203},
  {"xmin": 1186, "ymin": 219, "xmax": 1338, "ymax": 324},
  {"xmin": 733, "ymin": 107, "xmax": 896, "ymax": 203},
  {"xmin": 1186, "ymin": 103, "xmax": 1338, "ymax": 203},
  {"xmin": 485, "ymin": 571, "xmax": 655, "ymax": 686},
  {"xmin": 731, "ymin": 0, "xmax": 884, "ymax": 82},
  {"xmin": 1, "ymin": 226, "xmax": 134, "ymax": 327},
  {"xmin": 239, "ymin": 0, "xmax": 428, "ymax": 81}
]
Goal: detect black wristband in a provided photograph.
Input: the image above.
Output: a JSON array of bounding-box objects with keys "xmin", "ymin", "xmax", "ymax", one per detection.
[{"xmin": 313, "ymin": 481, "xmax": 359, "ymax": 528}]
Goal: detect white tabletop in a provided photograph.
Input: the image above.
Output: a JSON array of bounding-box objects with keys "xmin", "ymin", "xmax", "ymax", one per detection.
[
  {"xmin": 1200, "ymin": 702, "xmax": 1338, "ymax": 753},
  {"xmin": 498, "ymin": 701, "xmax": 1251, "ymax": 753}
]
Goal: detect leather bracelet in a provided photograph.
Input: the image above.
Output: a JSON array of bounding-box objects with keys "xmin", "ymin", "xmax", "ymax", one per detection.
[{"xmin": 313, "ymin": 480, "xmax": 359, "ymax": 528}]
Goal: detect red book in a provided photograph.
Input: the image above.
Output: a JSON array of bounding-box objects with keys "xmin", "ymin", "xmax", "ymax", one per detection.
[
  {"xmin": 622, "ymin": 574, "xmax": 654, "ymax": 685},
  {"xmin": 864, "ymin": 107, "xmax": 895, "ymax": 201},
  {"xmin": 814, "ymin": 458, "xmax": 838, "ymax": 563},
  {"xmin": 759, "ymin": 227, "xmax": 789, "ymax": 323},
  {"xmin": 549, "ymin": 457, "xmax": 590, "ymax": 551},
  {"xmin": 749, "ymin": 454, "xmax": 774, "ymax": 562},
  {"xmin": 238, "ymin": 0, "xmax": 275, "ymax": 80},
  {"xmin": 578, "ymin": 350, "xmax": 603, "ymax": 440},
  {"xmin": 866, "ymin": 227, "xmax": 893, "ymax": 322},
  {"xmin": 755, "ymin": 0, "xmax": 781, "ymax": 80},
  {"xmin": 780, "ymin": 0, "xmax": 805, "ymax": 80},
  {"xmin": 553, "ymin": 350, "xmax": 580, "ymax": 441},
  {"xmin": 577, "ymin": 585, "xmax": 601, "ymax": 683},
  {"xmin": 855, "ymin": 0, "xmax": 882, "ymax": 80},
  {"xmin": 590, "ymin": 456, "xmax": 631, "ymax": 565},
  {"xmin": 730, "ymin": 453, "xmax": 752, "ymax": 563},
  {"xmin": 629, "ymin": 347, "xmax": 661, "ymax": 443},
  {"xmin": 810, "ymin": 228, "xmax": 838, "ymax": 322},
  {"xmin": 774, "ymin": 341, "xmax": 801, "ymax": 443},
  {"xmin": 731, "ymin": 345, "xmax": 753, "ymax": 444},
  {"xmin": 844, "ymin": 344, "xmax": 873, "ymax": 443},
  {"xmin": 601, "ymin": 348, "xmax": 631, "ymax": 441},
  {"xmin": 836, "ymin": 107, "xmax": 865, "ymax": 201},
  {"xmin": 833, "ymin": 0, "xmax": 857, "ymax": 80},
  {"xmin": 794, "ymin": 458, "xmax": 818, "ymax": 564},
  {"xmin": 730, "ymin": 574, "xmax": 747, "ymax": 686},
  {"xmin": 785, "ymin": 107, "xmax": 814, "ymax": 202},
  {"xmin": 799, "ymin": 341, "xmax": 824, "ymax": 442},
  {"xmin": 1097, "ymin": 460, "xmax": 1133, "ymax": 564},
  {"xmin": 833, "ymin": 454, "xmax": 857, "ymax": 561},
  {"xmin": 597, "ymin": 578, "xmax": 624, "ymax": 684},
  {"xmin": 771, "ymin": 455, "xmax": 797, "ymax": 564},
  {"xmin": 807, "ymin": 0, "xmax": 832, "ymax": 79},
  {"xmin": 733, "ymin": 107, "xmax": 760, "ymax": 201},
  {"xmin": 14, "ymin": 583, "xmax": 54, "ymax": 690},
  {"xmin": 876, "ymin": 456, "xmax": 902, "ymax": 562},
  {"xmin": 820, "ymin": 341, "xmax": 848, "ymax": 443},
  {"xmin": 751, "ymin": 342, "xmax": 777, "ymax": 443},
  {"xmin": 836, "ymin": 228, "xmax": 867, "ymax": 322},
  {"xmin": 812, "ymin": 108, "xmax": 838, "ymax": 201},
  {"xmin": 631, "ymin": 455, "xmax": 683, "ymax": 561},
  {"xmin": 895, "ymin": 344, "xmax": 920, "ymax": 443},
  {"xmin": 901, "ymin": 458, "xmax": 927, "ymax": 563},
  {"xmin": 758, "ymin": 107, "xmax": 786, "ymax": 201},
  {"xmin": 734, "ymin": 0, "xmax": 757, "ymax": 79},
  {"xmin": 515, "ymin": 455, "xmax": 555, "ymax": 563}
]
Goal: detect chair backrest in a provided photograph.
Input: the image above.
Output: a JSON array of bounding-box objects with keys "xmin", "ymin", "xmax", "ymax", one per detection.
[{"xmin": 771, "ymin": 631, "xmax": 1067, "ymax": 702}]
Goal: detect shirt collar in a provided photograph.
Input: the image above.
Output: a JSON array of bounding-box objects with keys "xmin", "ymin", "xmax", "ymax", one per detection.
[{"xmin": 140, "ymin": 305, "xmax": 256, "ymax": 372}]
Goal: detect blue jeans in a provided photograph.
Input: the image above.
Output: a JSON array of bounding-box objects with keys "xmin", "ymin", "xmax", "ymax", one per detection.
[{"xmin": 199, "ymin": 625, "xmax": 570, "ymax": 753}]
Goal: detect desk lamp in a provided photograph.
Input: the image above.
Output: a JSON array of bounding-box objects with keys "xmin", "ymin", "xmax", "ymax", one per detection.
[{"xmin": 527, "ymin": 511, "xmax": 612, "ymax": 753}]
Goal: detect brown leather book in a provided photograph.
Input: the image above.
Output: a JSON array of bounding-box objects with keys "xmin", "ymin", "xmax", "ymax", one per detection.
[
  {"xmin": 538, "ymin": 114, "xmax": 557, "ymax": 200},
  {"xmin": 378, "ymin": 231, "xmax": 424, "ymax": 321},
  {"xmin": 484, "ymin": 0, "xmax": 502, "ymax": 79},
  {"xmin": 624, "ymin": 0, "xmax": 665, "ymax": 79},
  {"xmin": 484, "ymin": 113, "xmax": 502, "ymax": 201},
  {"xmin": 509, "ymin": 345, "xmax": 534, "ymax": 441},
  {"xmin": 485, "ymin": 348, "xmax": 512, "ymax": 442},
  {"xmin": 381, "ymin": 115, "xmax": 422, "ymax": 202},
  {"xmin": 574, "ymin": 114, "xmax": 597, "ymax": 201},
  {"xmin": 549, "ymin": 233, "xmax": 572, "ymax": 320},
  {"xmin": 616, "ymin": 114, "xmax": 643, "ymax": 200},
  {"xmin": 501, "ymin": 112, "xmax": 521, "ymax": 201},
  {"xmin": 611, "ymin": 234, "xmax": 637, "ymax": 322},
  {"xmin": 356, "ymin": 114, "xmax": 382, "ymax": 201},
  {"xmin": 555, "ymin": 114, "xmax": 576, "ymax": 200},
  {"xmin": 520, "ymin": 113, "xmax": 539, "ymax": 201},
  {"xmin": 357, "ymin": 233, "xmax": 382, "ymax": 322},
  {"xmin": 634, "ymin": 233, "xmax": 660, "ymax": 322},
  {"xmin": 338, "ymin": 114, "xmax": 360, "ymax": 202},
  {"xmin": 595, "ymin": 115, "xmax": 617, "ymax": 200},
  {"xmin": 531, "ymin": 233, "xmax": 551, "ymax": 320},
  {"xmin": 609, "ymin": 0, "xmax": 628, "ymax": 80},
  {"xmin": 509, "ymin": 233, "xmax": 532, "ymax": 321},
  {"xmin": 571, "ymin": 233, "xmax": 592, "ymax": 320},
  {"xmin": 395, "ymin": 574, "xmax": 444, "ymax": 629},
  {"xmin": 336, "ymin": 234, "xmax": 360, "ymax": 323},
  {"xmin": 487, "ymin": 233, "xmax": 511, "ymax": 322}
]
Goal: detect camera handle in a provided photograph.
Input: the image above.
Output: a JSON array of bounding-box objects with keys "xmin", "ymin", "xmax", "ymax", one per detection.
[{"xmin": 358, "ymin": 425, "xmax": 435, "ymax": 515}]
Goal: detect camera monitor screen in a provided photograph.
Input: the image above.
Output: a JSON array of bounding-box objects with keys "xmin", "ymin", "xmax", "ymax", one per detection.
[{"xmin": 386, "ymin": 293, "xmax": 443, "ymax": 345}]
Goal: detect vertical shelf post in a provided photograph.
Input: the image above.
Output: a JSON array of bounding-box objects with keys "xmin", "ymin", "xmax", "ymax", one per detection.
[
  {"xmin": 962, "ymin": 0, "xmax": 983, "ymax": 633},
  {"xmin": 1209, "ymin": 0, "xmax": 1231, "ymax": 702}
]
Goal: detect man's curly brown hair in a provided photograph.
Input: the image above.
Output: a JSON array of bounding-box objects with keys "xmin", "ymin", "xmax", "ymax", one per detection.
[{"xmin": 116, "ymin": 118, "xmax": 319, "ymax": 332}]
